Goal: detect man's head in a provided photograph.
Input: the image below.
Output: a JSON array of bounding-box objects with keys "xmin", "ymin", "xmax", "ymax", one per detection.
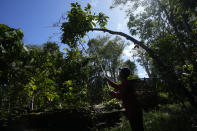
[{"xmin": 119, "ymin": 67, "xmax": 130, "ymax": 80}]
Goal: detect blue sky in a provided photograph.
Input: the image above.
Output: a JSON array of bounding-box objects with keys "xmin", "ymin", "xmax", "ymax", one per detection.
[{"xmin": 0, "ymin": 0, "xmax": 148, "ymax": 77}]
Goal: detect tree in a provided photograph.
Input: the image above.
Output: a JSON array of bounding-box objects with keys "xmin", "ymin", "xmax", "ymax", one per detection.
[
  {"xmin": 60, "ymin": 2, "xmax": 197, "ymax": 107},
  {"xmin": 86, "ymin": 36, "xmax": 125, "ymax": 104},
  {"xmin": 60, "ymin": 2, "xmax": 165, "ymax": 69},
  {"xmin": 88, "ymin": 36, "xmax": 125, "ymax": 80},
  {"xmin": 0, "ymin": 24, "xmax": 92, "ymax": 116},
  {"xmin": 123, "ymin": 59, "xmax": 137, "ymax": 76},
  {"xmin": 0, "ymin": 24, "xmax": 30, "ymax": 113},
  {"xmin": 58, "ymin": 48, "xmax": 90, "ymax": 108},
  {"xmin": 111, "ymin": 0, "xmax": 197, "ymax": 106}
]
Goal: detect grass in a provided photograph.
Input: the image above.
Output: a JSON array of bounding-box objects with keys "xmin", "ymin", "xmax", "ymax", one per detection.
[
  {"xmin": 102, "ymin": 103, "xmax": 197, "ymax": 131},
  {"xmin": 102, "ymin": 116, "xmax": 131, "ymax": 131}
]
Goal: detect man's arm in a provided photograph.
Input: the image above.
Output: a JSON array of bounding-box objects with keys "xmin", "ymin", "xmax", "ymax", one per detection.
[
  {"xmin": 110, "ymin": 90, "xmax": 121, "ymax": 100},
  {"xmin": 105, "ymin": 77, "xmax": 121, "ymax": 90}
]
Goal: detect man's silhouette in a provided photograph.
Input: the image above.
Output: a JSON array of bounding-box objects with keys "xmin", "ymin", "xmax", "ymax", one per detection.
[{"xmin": 105, "ymin": 68, "xmax": 144, "ymax": 131}]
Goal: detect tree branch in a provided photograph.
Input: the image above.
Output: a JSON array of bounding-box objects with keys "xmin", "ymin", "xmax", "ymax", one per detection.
[{"xmin": 91, "ymin": 28, "xmax": 166, "ymax": 69}]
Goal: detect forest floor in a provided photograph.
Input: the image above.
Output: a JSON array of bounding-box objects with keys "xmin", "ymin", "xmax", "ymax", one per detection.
[
  {"xmin": 1, "ymin": 102, "xmax": 197, "ymax": 131},
  {"xmin": 102, "ymin": 103, "xmax": 197, "ymax": 131}
]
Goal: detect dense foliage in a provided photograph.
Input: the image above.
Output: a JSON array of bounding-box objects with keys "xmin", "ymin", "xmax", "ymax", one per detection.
[
  {"xmin": 114, "ymin": 0, "xmax": 197, "ymax": 107},
  {"xmin": 61, "ymin": 1, "xmax": 197, "ymax": 108},
  {"xmin": 0, "ymin": 23, "xmax": 137, "ymax": 119},
  {"xmin": 0, "ymin": 24, "xmax": 91, "ymax": 117},
  {"xmin": 0, "ymin": 0, "xmax": 197, "ymax": 130}
]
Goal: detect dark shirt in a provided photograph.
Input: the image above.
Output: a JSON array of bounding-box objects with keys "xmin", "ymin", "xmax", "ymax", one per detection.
[{"xmin": 108, "ymin": 79, "xmax": 141, "ymax": 118}]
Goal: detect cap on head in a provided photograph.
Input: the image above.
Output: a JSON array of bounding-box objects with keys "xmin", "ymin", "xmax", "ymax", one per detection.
[{"xmin": 119, "ymin": 67, "xmax": 130, "ymax": 79}]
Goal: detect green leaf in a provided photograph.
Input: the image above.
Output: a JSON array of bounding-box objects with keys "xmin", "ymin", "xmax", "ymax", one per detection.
[
  {"xmin": 170, "ymin": 0, "xmax": 174, "ymax": 10},
  {"xmin": 16, "ymin": 29, "xmax": 24, "ymax": 40},
  {"xmin": 194, "ymin": 18, "xmax": 197, "ymax": 25},
  {"xmin": 0, "ymin": 24, "xmax": 10, "ymax": 33}
]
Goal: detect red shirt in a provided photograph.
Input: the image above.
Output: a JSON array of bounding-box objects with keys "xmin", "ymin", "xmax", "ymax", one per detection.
[{"xmin": 108, "ymin": 80, "xmax": 141, "ymax": 118}]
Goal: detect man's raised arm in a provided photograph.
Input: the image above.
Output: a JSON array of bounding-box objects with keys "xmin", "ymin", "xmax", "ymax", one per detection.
[{"xmin": 105, "ymin": 77, "xmax": 121, "ymax": 90}]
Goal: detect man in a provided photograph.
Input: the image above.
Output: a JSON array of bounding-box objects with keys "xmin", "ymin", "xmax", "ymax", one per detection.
[{"xmin": 105, "ymin": 68, "xmax": 144, "ymax": 131}]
